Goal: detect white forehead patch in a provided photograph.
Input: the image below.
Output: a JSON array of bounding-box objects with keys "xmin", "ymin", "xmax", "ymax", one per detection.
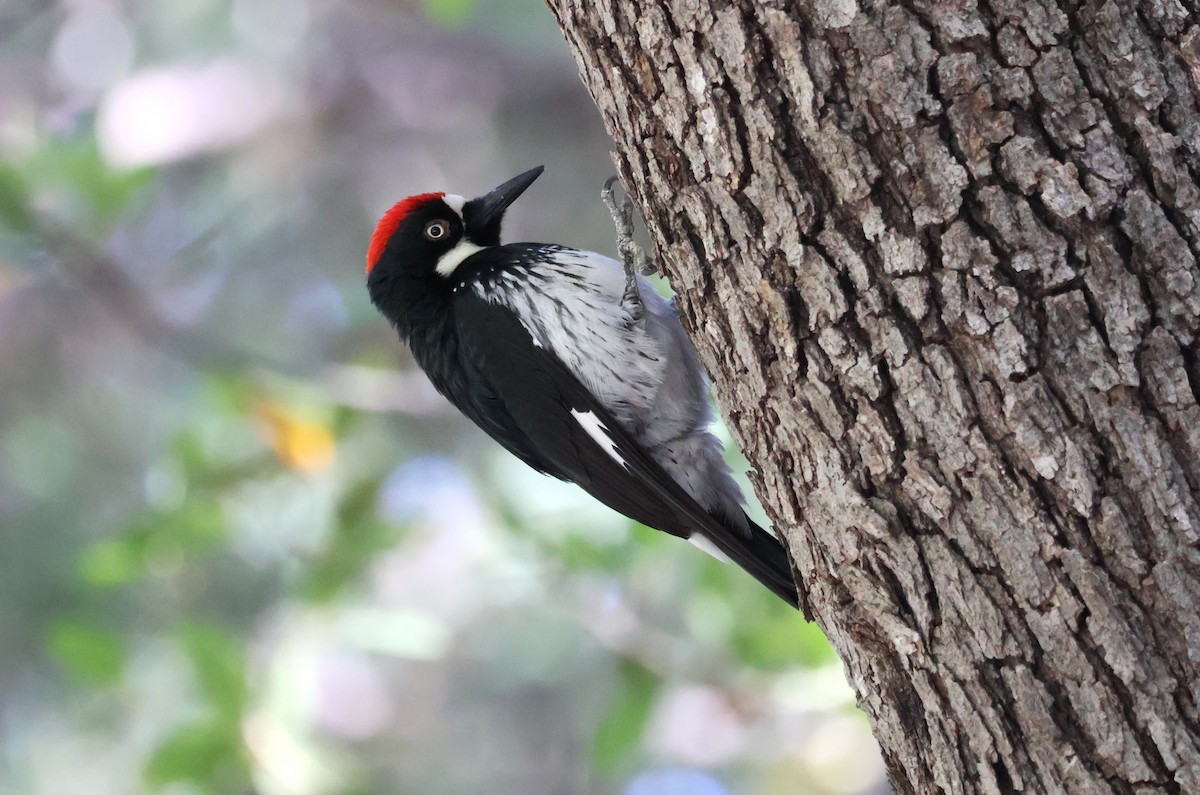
[
  {"xmin": 442, "ymin": 194, "xmax": 466, "ymax": 218},
  {"xmin": 435, "ymin": 239, "xmax": 485, "ymax": 277}
]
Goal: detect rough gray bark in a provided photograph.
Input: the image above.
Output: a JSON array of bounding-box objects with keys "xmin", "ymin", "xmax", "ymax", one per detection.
[{"xmin": 547, "ymin": 0, "xmax": 1200, "ymax": 792}]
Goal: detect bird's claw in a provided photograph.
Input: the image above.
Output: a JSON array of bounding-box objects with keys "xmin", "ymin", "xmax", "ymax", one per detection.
[{"xmin": 601, "ymin": 177, "xmax": 655, "ymax": 322}]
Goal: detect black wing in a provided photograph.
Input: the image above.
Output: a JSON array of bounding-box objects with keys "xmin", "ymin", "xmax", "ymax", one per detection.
[
  {"xmin": 453, "ymin": 289, "xmax": 798, "ymax": 607},
  {"xmin": 407, "ymin": 318, "xmax": 566, "ymax": 479}
]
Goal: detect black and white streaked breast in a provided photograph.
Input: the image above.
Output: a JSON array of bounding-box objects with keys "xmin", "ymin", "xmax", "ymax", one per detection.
[{"xmin": 466, "ymin": 245, "xmax": 668, "ymax": 412}]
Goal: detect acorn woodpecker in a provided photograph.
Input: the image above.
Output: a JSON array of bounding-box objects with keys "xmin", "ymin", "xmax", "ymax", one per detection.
[{"xmin": 365, "ymin": 166, "xmax": 798, "ymax": 607}]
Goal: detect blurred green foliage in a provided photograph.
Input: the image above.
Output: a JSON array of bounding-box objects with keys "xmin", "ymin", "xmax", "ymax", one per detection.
[
  {"xmin": 31, "ymin": 135, "xmax": 154, "ymax": 233},
  {"xmin": 302, "ymin": 477, "xmax": 398, "ymax": 603},
  {"xmin": 0, "ymin": 163, "xmax": 33, "ymax": 232},
  {"xmin": 592, "ymin": 661, "xmax": 658, "ymax": 775},
  {"xmin": 145, "ymin": 624, "xmax": 252, "ymax": 791},
  {"xmin": 48, "ymin": 620, "xmax": 127, "ymax": 686},
  {"xmin": 422, "ymin": 0, "xmax": 477, "ymax": 29}
]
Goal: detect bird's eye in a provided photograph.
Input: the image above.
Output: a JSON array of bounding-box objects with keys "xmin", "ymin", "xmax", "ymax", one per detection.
[{"xmin": 424, "ymin": 220, "xmax": 450, "ymax": 241}]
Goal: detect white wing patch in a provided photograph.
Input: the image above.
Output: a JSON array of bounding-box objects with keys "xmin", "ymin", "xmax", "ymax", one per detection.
[
  {"xmin": 688, "ymin": 534, "xmax": 732, "ymax": 564},
  {"xmin": 436, "ymin": 239, "xmax": 485, "ymax": 277},
  {"xmin": 569, "ymin": 409, "xmax": 626, "ymax": 468}
]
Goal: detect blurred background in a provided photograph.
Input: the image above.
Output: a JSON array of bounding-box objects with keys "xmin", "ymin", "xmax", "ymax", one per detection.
[{"xmin": 0, "ymin": 1, "xmax": 886, "ymax": 793}]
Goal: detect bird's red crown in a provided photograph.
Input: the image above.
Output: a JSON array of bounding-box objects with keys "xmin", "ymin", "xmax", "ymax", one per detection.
[{"xmin": 366, "ymin": 192, "xmax": 446, "ymax": 274}]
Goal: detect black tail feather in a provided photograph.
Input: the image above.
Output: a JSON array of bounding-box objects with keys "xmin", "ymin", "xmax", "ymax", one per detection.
[{"xmin": 699, "ymin": 513, "xmax": 799, "ymax": 608}]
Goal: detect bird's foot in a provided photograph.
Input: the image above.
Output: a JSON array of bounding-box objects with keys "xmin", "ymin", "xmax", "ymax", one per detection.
[{"xmin": 601, "ymin": 176, "xmax": 654, "ymax": 320}]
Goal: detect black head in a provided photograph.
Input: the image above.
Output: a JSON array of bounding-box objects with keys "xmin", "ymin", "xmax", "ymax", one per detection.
[{"xmin": 365, "ymin": 166, "xmax": 544, "ymax": 286}]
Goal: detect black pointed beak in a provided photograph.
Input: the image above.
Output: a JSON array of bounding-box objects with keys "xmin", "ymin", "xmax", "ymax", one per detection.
[{"xmin": 465, "ymin": 166, "xmax": 543, "ymax": 243}]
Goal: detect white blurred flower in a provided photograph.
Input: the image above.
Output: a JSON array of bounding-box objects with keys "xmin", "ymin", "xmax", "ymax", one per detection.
[{"xmin": 98, "ymin": 60, "xmax": 284, "ymax": 168}]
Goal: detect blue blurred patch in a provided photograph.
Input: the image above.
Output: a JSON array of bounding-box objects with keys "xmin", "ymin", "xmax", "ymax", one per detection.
[{"xmin": 623, "ymin": 768, "xmax": 731, "ymax": 795}]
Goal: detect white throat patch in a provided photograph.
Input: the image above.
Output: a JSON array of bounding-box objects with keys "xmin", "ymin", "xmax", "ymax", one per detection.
[
  {"xmin": 435, "ymin": 239, "xmax": 486, "ymax": 277},
  {"xmin": 433, "ymin": 195, "xmax": 480, "ymax": 276}
]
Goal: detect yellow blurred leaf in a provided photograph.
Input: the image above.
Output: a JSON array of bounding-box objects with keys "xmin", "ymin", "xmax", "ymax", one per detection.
[{"xmin": 255, "ymin": 401, "xmax": 336, "ymax": 472}]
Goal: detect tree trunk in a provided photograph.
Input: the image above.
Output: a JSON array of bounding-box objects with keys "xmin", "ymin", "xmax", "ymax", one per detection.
[{"xmin": 547, "ymin": 0, "xmax": 1200, "ymax": 792}]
